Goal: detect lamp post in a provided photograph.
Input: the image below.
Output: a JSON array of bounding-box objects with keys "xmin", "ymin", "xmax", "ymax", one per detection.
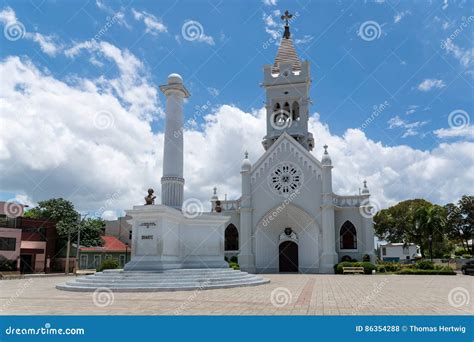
[
  {"xmin": 74, "ymin": 213, "xmax": 88, "ymax": 275},
  {"xmin": 125, "ymin": 243, "xmax": 129, "ymax": 264},
  {"xmin": 428, "ymin": 234, "xmax": 433, "ymax": 262}
]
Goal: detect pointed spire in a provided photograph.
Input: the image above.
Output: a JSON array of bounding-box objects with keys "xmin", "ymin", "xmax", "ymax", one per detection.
[{"xmin": 273, "ymin": 10, "xmax": 301, "ymax": 74}]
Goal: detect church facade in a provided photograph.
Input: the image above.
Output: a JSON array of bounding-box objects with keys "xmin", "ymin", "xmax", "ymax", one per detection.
[{"xmin": 211, "ymin": 19, "xmax": 375, "ymax": 274}]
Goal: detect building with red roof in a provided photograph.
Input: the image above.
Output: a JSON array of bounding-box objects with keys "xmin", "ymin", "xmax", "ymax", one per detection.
[{"xmin": 78, "ymin": 235, "xmax": 130, "ymax": 270}]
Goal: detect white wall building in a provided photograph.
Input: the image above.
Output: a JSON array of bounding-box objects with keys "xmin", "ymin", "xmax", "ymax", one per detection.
[
  {"xmin": 379, "ymin": 243, "xmax": 421, "ymax": 262},
  {"xmin": 211, "ymin": 19, "xmax": 376, "ymax": 273}
]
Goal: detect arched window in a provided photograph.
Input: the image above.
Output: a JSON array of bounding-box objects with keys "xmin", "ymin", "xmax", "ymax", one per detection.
[
  {"xmin": 225, "ymin": 224, "xmax": 239, "ymax": 251},
  {"xmin": 340, "ymin": 221, "xmax": 357, "ymax": 249},
  {"xmin": 292, "ymin": 101, "xmax": 300, "ymax": 121},
  {"xmin": 283, "ymin": 102, "xmax": 290, "ymax": 115}
]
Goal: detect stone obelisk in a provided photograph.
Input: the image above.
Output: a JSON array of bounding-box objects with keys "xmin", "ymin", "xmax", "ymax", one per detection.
[{"xmin": 159, "ymin": 73, "xmax": 190, "ymax": 210}]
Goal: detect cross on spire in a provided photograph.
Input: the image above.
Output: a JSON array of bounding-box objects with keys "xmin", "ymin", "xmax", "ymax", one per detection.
[
  {"xmin": 281, "ymin": 10, "xmax": 293, "ymax": 26},
  {"xmin": 281, "ymin": 10, "xmax": 293, "ymax": 39},
  {"xmin": 323, "ymin": 144, "xmax": 328, "ymax": 154}
]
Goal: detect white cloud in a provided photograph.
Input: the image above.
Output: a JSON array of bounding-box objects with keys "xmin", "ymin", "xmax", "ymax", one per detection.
[
  {"xmin": 25, "ymin": 32, "xmax": 61, "ymax": 56},
  {"xmin": 0, "ymin": 7, "xmax": 61, "ymax": 56},
  {"xmin": 393, "ymin": 10, "xmax": 411, "ymax": 24},
  {"xmin": 101, "ymin": 210, "xmax": 118, "ymax": 221},
  {"xmin": 434, "ymin": 125, "xmax": 474, "ymax": 139},
  {"xmin": 263, "ymin": 0, "xmax": 278, "ymax": 5},
  {"xmin": 388, "ymin": 116, "xmax": 428, "ymax": 138},
  {"xmin": 295, "ymin": 35, "xmax": 314, "ymax": 45},
  {"xmin": 405, "ymin": 105, "xmax": 418, "ymax": 115},
  {"xmin": 417, "ymin": 78, "xmax": 446, "ymax": 92},
  {"xmin": 1, "ymin": 53, "xmax": 472, "ymax": 216},
  {"xmin": 132, "ymin": 8, "xmax": 167, "ymax": 35},
  {"xmin": 0, "ymin": 55, "xmax": 160, "ymax": 212},
  {"xmin": 64, "ymin": 40, "xmax": 159, "ymax": 121},
  {"xmin": 0, "ymin": 6, "xmax": 16, "ymax": 24},
  {"xmin": 443, "ymin": 39, "xmax": 474, "ymax": 68}
]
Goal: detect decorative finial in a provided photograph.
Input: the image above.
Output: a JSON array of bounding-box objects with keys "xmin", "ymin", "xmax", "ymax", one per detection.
[
  {"xmin": 363, "ymin": 180, "xmax": 367, "ymax": 188},
  {"xmin": 213, "ymin": 186, "xmax": 217, "ymax": 195},
  {"xmin": 281, "ymin": 10, "xmax": 293, "ymax": 39},
  {"xmin": 323, "ymin": 144, "xmax": 328, "ymax": 154},
  {"xmin": 244, "ymin": 151, "xmax": 249, "ymax": 159}
]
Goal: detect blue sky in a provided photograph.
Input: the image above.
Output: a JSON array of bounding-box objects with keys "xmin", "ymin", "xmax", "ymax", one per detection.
[{"xmin": 0, "ymin": 0, "xmax": 473, "ymax": 218}]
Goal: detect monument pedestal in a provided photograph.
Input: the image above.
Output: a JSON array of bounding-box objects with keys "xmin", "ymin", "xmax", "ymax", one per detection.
[{"xmin": 124, "ymin": 205, "xmax": 230, "ymax": 271}]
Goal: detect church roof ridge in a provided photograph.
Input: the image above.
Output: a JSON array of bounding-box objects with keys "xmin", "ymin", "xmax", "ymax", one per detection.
[{"xmin": 251, "ymin": 132, "xmax": 322, "ymax": 174}]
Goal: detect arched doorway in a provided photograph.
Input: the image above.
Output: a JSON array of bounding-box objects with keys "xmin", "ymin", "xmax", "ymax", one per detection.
[
  {"xmin": 224, "ymin": 224, "xmax": 239, "ymax": 251},
  {"xmin": 279, "ymin": 241, "xmax": 298, "ymax": 272}
]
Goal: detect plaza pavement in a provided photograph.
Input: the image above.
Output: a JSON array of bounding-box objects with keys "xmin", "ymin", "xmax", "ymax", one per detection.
[{"xmin": 0, "ymin": 274, "xmax": 472, "ymax": 315}]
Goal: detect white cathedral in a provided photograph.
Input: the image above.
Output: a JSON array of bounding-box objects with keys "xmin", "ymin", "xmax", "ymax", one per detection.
[
  {"xmin": 210, "ymin": 18, "xmax": 376, "ymax": 274},
  {"xmin": 58, "ymin": 13, "xmax": 377, "ymax": 293},
  {"xmin": 122, "ymin": 16, "xmax": 375, "ymax": 276}
]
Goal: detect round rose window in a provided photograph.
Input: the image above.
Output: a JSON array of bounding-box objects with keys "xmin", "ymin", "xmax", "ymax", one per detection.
[{"xmin": 269, "ymin": 162, "xmax": 303, "ymax": 195}]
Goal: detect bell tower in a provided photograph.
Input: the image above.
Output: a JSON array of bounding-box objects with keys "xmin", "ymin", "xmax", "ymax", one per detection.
[{"xmin": 262, "ymin": 10, "xmax": 314, "ymax": 151}]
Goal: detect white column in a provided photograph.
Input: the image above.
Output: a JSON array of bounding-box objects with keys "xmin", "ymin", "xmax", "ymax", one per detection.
[
  {"xmin": 321, "ymin": 162, "xmax": 338, "ymax": 273},
  {"xmin": 362, "ymin": 196, "xmax": 376, "ymax": 262},
  {"xmin": 239, "ymin": 153, "xmax": 256, "ymax": 273},
  {"xmin": 160, "ymin": 74, "xmax": 190, "ymax": 210}
]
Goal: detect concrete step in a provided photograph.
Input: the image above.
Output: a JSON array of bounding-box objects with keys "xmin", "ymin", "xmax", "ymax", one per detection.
[{"xmin": 56, "ymin": 268, "xmax": 269, "ymax": 292}]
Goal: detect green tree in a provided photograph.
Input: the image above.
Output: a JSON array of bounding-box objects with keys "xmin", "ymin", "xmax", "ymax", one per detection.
[
  {"xmin": 374, "ymin": 199, "xmax": 432, "ymax": 242},
  {"xmin": 79, "ymin": 218, "xmax": 105, "ymax": 247},
  {"xmin": 25, "ymin": 198, "xmax": 104, "ymax": 247},
  {"xmin": 414, "ymin": 204, "xmax": 446, "ymax": 258},
  {"xmin": 444, "ymin": 195, "xmax": 474, "ymax": 254},
  {"xmin": 25, "ymin": 198, "xmax": 79, "ymax": 238}
]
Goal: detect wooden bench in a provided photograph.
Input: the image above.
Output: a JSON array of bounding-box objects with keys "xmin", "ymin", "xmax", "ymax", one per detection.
[{"xmin": 342, "ymin": 266, "xmax": 364, "ymax": 274}]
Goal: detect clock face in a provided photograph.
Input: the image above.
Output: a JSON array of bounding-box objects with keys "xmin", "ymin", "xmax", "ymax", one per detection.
[{"xmin": 269, "ymin": 163, "xmax": 303, "ymax": 195}]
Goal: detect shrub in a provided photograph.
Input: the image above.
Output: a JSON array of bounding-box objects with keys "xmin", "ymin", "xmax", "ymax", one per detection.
[
  {"xmin": 362, "ymin": 254, "xmax": 371, "ymax": 262},
  {"xmin": 230, "ymin": 256, "xmax": 238, "ymax": 263},
  {"xmin": 228, "ymin": 262, "xmax": 240, "ymax": 270},
  {"xmin": 415, "ymin": 260, "xmax": 434, "ymax": 270},
  {"xmin": 335, "ymin": 261, "xmax": 376, "ymax": 275},
  {"xmin": 462, "ymin": 254, "xmax": 472, "ymax": 259},
  {"xmin": 397, "ymin": 267, "xmax": 455, "ymax": 275},
  {"xmin": 97, "ymin": 258, "xmax": 119, "ymax": 272},
  {"xmin": 224, "ymin": 256, "xmax": 229, "ymax": 262},
  {"xmin": 340, "ymin": 255, "xmax": 352, "ymax": 262},
  {"xmin": 377, "ymin": 262, "xmax": 401, "ymax": 272}
]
